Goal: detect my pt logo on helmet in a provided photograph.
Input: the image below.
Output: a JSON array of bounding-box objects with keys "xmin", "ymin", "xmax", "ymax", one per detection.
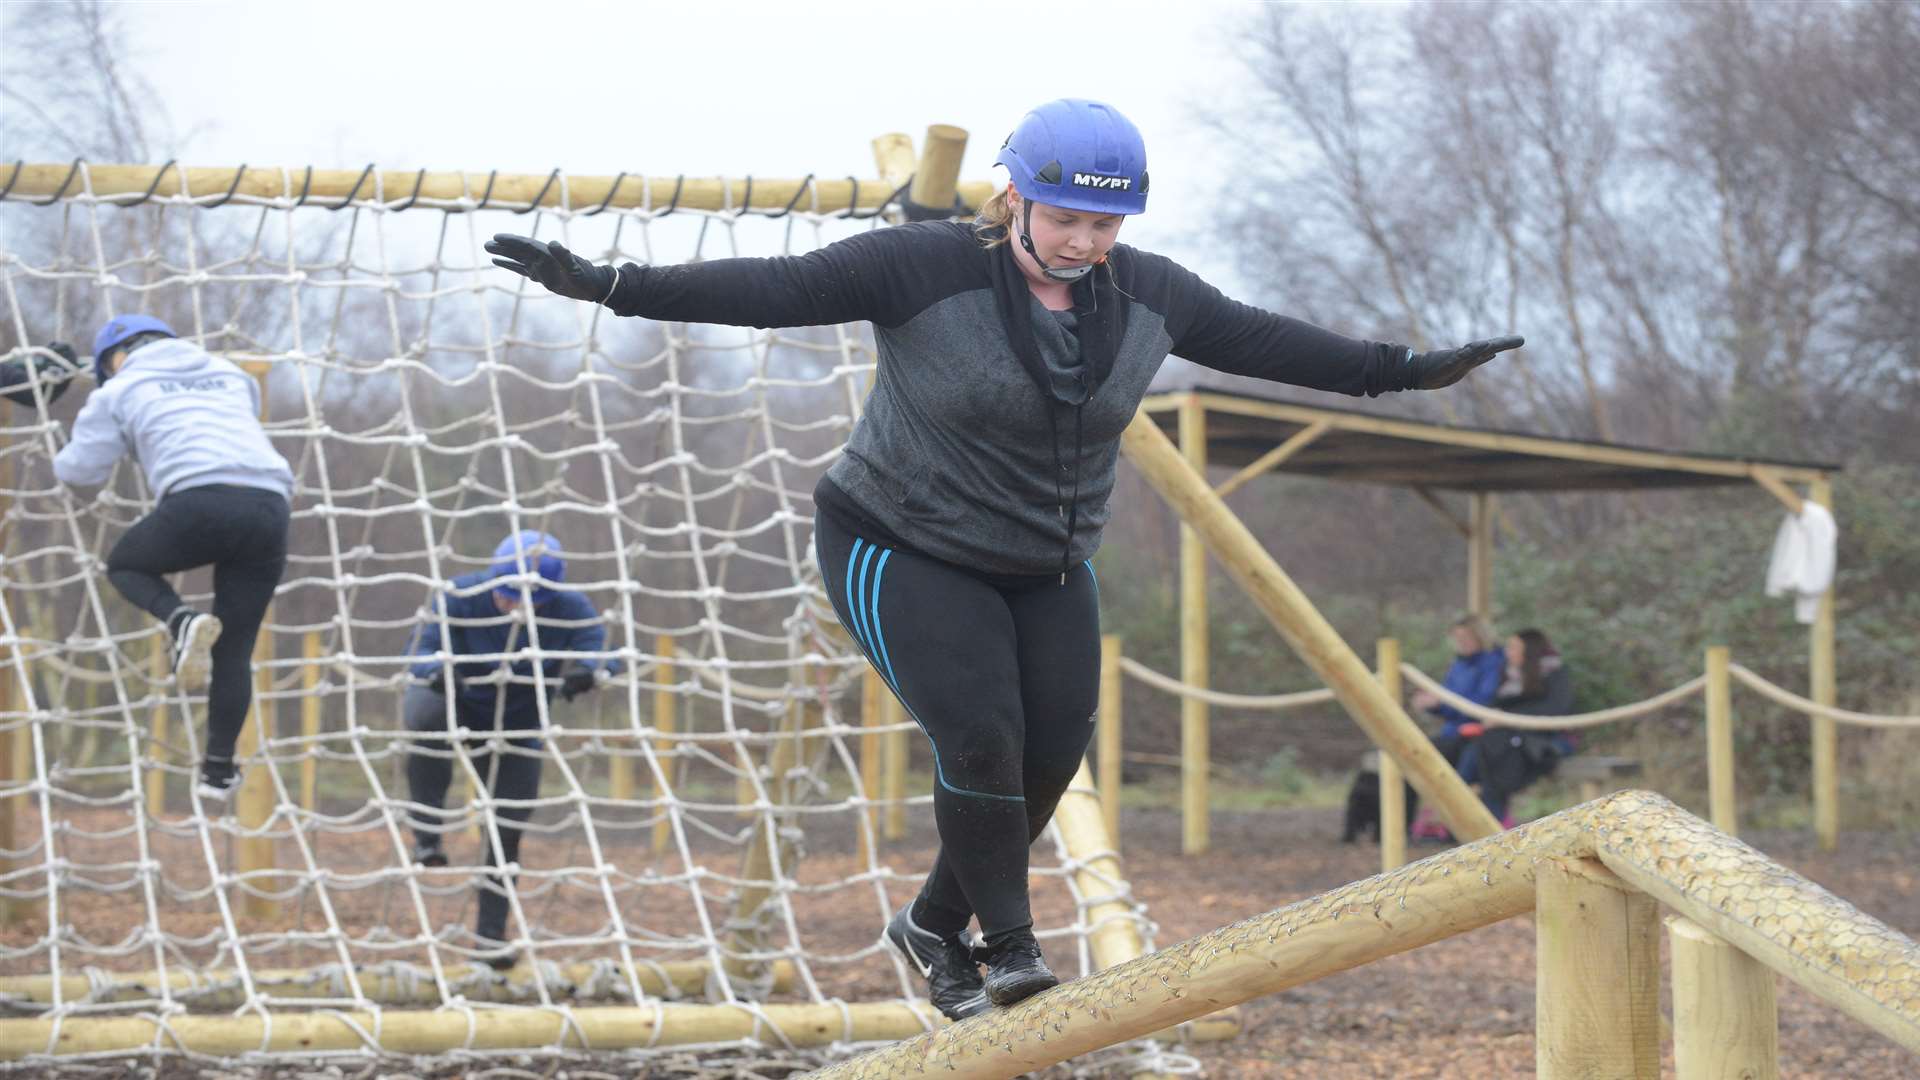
[{"xmin": 1071, "ymin": 172, "xmax": 1132, "ymax": 191}]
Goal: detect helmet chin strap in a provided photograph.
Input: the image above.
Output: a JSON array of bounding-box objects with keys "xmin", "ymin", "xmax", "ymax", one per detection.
[{"xmin": 1018, "ymin": 196, "xmax": 1098, "ymax": 283}]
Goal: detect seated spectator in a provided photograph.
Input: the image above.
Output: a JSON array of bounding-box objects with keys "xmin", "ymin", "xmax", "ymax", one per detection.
[
  {"xmin": 1459, "ymin": 628, "xmax": 1577, "ymax": 826},
  {"xmin": 1410, "ymin": 614, "xmax": 1506, "ymax": 767}
]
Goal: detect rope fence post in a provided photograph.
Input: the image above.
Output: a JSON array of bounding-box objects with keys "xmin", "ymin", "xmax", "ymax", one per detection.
[
  {"xmin": 1535, "ymin": 857, "xmax": 1661, "ymax": 1079},
  {"xmin": 1376, "ymin": 638, "xmax": 1406, "ymax": 872},
  {"xmin": 1705, "ymin": 646, "xmax": 1736, "ymax": 836},
  {"xmin": 1668, "ymin": 915, "xmax": 1779, "ymax": 1079},
  {"xmin": 1178, "ymin": 392, "xmax": 1210, "ymax": 856},
  {"xmin": 1808, "ymin": 476, "xmax": 1838, "ymax": 851},
  {"xmin": 652, "ymin": 633, "xmax": 676, "ymax": 854},
  {"xmin": 1098, "ymin": 634, "xmax": 1123, "ymax": 847}
]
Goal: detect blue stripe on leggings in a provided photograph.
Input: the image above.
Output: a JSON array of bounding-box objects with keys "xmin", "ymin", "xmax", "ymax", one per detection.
[
  {"xmin": 844, "ymin": 539, "xmax": 870, "ymax": 654},
  {"xmin": 866, "ymin": 547, "xmax": 1023, "ymax": 805}
]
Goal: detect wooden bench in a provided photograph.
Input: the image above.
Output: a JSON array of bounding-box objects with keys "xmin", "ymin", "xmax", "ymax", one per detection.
[{"xmin": 1358, "ymin": 750, "xmax": 1642, "ymax": 805}]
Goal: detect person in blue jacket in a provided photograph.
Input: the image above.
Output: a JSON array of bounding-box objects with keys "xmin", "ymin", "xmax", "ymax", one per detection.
[
  {"xmin": 403, "ymin": 530, "xmax": 608, "ymax": 968},
  {"xmin": 1410, "ymin": 614, "xmax": 1507, "ymax": 767},
  {"xmin": 52, "ymin": 316, "xmax": 294, "ymax": 802},
  {"xmin": 486, "ymin": 99, "xmax": 1520, "ymax": 1016}
]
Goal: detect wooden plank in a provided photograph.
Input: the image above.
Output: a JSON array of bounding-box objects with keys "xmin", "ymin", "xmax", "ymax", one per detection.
[
  {"xmin": 0, "ymin": 162, "xmax": 994, "ymax": 216},
  {"xmin": 1212, "ymin": 419, "xmax": 1332, "ymax": 499}
]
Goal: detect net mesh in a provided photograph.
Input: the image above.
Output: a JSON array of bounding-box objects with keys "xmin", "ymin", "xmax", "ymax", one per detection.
[{"xmin": 0, "ymin": 166, "xmax": 1188, "ymax": 1075}]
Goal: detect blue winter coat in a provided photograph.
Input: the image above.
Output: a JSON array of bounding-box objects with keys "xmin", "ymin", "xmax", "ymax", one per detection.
[{"xmin": 1429, "ymin": 649, "xmax": 1505, "ymax": 736}]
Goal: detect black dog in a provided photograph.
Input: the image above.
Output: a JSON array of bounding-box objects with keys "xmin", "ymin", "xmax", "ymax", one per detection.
[{"xmin": 1341, "ymin": 767, "xmax": 1420, "ymax": 844}]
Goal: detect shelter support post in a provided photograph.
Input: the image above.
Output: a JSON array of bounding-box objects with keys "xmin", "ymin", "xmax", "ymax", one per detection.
[
  {"xmin": 1808, "ymin": 477, "xmax": 1837, "ymax": 852},
  {"xmin": 1178, "ymin": 394, "xmax": 1209, "ymax": 855},
  {"xmin": 1468, "ymin": 493, "xmax": 1494, "ymax": 621},
  {"xmin": 1119, "ymin": 411, "xmax": 1500, "ymax": 842}
]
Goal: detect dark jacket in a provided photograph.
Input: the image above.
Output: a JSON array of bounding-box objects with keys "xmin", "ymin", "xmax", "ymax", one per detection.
[
  {"xmin": 1481, "ymin": 665, "xmax": 1576, "ymax": 799},
  {"xmin": 406, "ymin": 570, "xmax": 607, "ymax": 725},
  {"xmin": 603, "ymin": 220, "xmax": 1418, "ymax": 576}
]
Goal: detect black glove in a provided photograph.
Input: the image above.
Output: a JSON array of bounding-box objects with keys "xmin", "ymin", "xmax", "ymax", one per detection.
[
  {"xmin": 484, "ymin": 234, "xmax": 618, "ymax": 303},
  {"xmin": 1403, "ymin": 335, "xmax": 1525, "ymax": 390},
  {"xmin": 559, "ymin": 662, "xmax": 598, "ymax": 702},
  {"xmin": 3, "ymin": 342, "xmax": 81, "ymax": 408}
]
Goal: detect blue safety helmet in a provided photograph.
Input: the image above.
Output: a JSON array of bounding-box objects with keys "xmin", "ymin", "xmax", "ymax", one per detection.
[
  {"xmin": 995, "ymin": 99, "xmax": 1149, "ymax": 217},
  {"xmin": 994, "ymin": 99, "xmax": 1148, "ymax": 282},
  {"xmin": 490, "ymin": 530, "xmax": 565, "ymax": 606},
  {"xmin": 91, "ymin": 314, "xmax": 176, "ymax": 384}
]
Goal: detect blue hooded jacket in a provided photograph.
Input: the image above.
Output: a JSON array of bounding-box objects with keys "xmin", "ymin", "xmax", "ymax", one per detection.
[
  {"xmin": 1429, "ymin": 649, "xmax": 1506, "ymax": 737},
  {"xmin": 407, "ymin": 570, "xmax": 607, "ymax": 725}
]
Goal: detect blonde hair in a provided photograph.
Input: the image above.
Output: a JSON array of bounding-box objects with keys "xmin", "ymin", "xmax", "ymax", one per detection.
[
  {"xmin": 1452, "ymin": 613, "xmax": 1495, "ymax": 651},
  {"xmin": 973, "ymin": 187, "xmax": 1014, "ymax": 248}
]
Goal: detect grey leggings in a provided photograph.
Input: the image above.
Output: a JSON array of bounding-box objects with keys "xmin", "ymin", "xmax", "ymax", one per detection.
[{"xmin": 402, "ymin": 685, "xmax": 543, "ymax": 944}]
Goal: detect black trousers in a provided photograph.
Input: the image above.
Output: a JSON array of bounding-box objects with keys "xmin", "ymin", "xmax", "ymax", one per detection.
[
  {"xmin": 105, "ymin": 484, "xmax": 289, "ymax": 761},
  {"xmin": 813, "ymin": 489, "xmax": 1100, "ymax": 941},
  {"xmin": 402, "ymin": 685, "xmax": 544, "ymax": 944}
]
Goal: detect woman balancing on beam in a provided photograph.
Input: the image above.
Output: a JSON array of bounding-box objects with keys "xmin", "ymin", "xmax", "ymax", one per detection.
[{"xmin": 487, "ymin": 98, "xmax": 1521, "ymax": 1020}]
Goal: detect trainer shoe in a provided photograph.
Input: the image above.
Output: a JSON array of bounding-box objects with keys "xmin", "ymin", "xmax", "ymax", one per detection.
[
  {"xmin": 195, "ymin": 757, "xmax": 241, "ymax": 804},
  {"xmin": 169, "ymin": 610, "xmax": 223, "ymax": 693},
  {"xmin": 885, "ymin": 903, "xmax": 989, "ymax": 1021},
  {"xmin": 412, "ymin": 837, "xmax": 449, "ymax": 868},
  {"xmin": 978, "ymin": 928, "xmax": 1058, "ymax": 1009}
]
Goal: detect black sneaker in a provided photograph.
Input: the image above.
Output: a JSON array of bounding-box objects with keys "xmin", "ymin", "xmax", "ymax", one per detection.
[
  {"xmin": 474, "ymin": 937, "xmax": 518, "ymax": 972},
  {"xmin": 978, "ymin": 929, "xmax": 1057, "ymax": 1008},
  {"xmin": 412, "ymin": 837, "xmax": 449, "ymax": 868},
  {"xmin": 196, "ymin": 757, "xmax": 241, "ymax": 804},
  {"xmin": 885, "ymin": 903, "xmax": 989, "ymax": 1021},
  {"xmin": 169, "ymin": 610, "xmax": 223, "ymax": 693}
]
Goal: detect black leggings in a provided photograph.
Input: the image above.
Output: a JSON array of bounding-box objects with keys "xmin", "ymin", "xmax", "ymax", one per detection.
[
  {"xmin": 402, "ymin": 685, "xmax": 544, "ymax": 944},
  {"xmin": 105, "ymin": 484, "xmax": 290, "ymax": 761},
  {"xmin": 813, "ymin": 494, "xmax": 1100, "ymax": 941}
]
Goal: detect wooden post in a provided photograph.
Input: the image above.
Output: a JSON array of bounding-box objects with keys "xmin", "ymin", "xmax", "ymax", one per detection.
[
  {"xmin": 299, "ymin": 631, "xmax": 320, "ymax": 814},
  {"xmin": 1098, "ymin": 635, "xmax": 1123, "ymax": 847},
  {"xmin": 236, "ymin": 620, "xmax": 278, "ymax": 920},
  {"xmin": 1535, "ymin": 858, "xmax": 1661, "ymax": 1080},
  {"xmin": 1705, "ymin": 645, "xmax": 1737, "ymax": 836},
  {"xmin": 908, "ymin": 125, "xmax": 967, "ymax": 215},
  {"xmin": 1808, "ymin": 476, "xmax": 1837, "ymax": 852},
  {"xmin": 1376, "ymin": 638, "xmax": 1406, "ymax": 873},
  {"xmin": 1119, "ymin": 412, "xmax": 1500, "ymax": 841},
  {"xmin": 604, "ymin": 684, "xmax": 632, "ymax": 804},
  {"xmin": 1468, "ymin": 493, "xmax": 1494, "ymax": 620},
  {"xmin": 860, "ymin": 669, "xmax": 883, "ymax": 836},
  {"xmin": 652, "ymin": 634, "xmax": 677, "ymax": 854},
  {"xmin": 1178, "ymin": 393, "xmax": 1210, "ymax": 855},
  {"xmin": 723, "ymin": 678, "xmax": 811, "ymax": 987},
  {"xmin": 0, "ymin": 642, "xmax": 14, "ymax": 927},
  {"xmin": 1668, "ymin": 916, "xmax": 1779, "ymax": 1080},
  {"xmin": 882, "ymin": 693, "xmax": 908, "ymax": 841},
  {"xmin": 146, "ymin": 637, "xmax": 168, "ymax": 817}
]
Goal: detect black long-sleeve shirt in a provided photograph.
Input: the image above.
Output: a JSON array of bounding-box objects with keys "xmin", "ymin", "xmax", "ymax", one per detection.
[{"xmin": 604, "ymin": 220, "xmax": 1413, "ymax": 576}]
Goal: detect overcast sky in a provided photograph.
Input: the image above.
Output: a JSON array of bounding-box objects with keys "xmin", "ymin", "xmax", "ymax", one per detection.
[{"xmin": 120, "ymin": 0, "xmax": 1259, "ymax": 289}]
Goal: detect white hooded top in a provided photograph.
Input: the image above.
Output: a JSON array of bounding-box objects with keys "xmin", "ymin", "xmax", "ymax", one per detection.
[
  {"xmin": 1764, "ymin": 501, "xmax": 1837, "ymax": 624},
  {"xmin": 53, "ymin": 337, "xmax": 294, "ymax": 500}
]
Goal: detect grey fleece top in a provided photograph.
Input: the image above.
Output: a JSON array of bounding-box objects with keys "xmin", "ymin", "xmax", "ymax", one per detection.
[{"xmin": 602, "ymin": 220, "xmax": 1418, "ymax": 576}]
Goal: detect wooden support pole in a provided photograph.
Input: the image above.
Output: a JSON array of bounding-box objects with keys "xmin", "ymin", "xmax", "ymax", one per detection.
[
  {"xmin": 1376, "ymin": 638, "xmax": 1406, "ymax": 873},
  {"xmin": 1534, "ymin": 857, "xmax": 1661, "ymax": 1080},
  {"xmin": 1119, "ymin": 412, "xmax": 1500, "ymax": 842},
  {"xmin": 1668, "ymin": 916, "xmax": 1779, "ymax": 1080},
  {"xmin": 146, "ymin": 637, "xmax": 168, "ymax": 818},
  {"xmin": 860, "ymin": 669, "xmax": 884, "ymax": 837},
  {"xmin": 871, "ymin": 134, "xmax": 917, "ymax": 191},
  {"xmin": 1705, "ymin": 645, "xmax": 1737, "ymax": 836},
  {"xmin": 1467, "ymin": 492, "xmax": 1494, "ymax": 620},
  {"xmin": 1212, "ymin": 418, "xmax": 1332, "ymax": 500},
  {"xmin": 605, "ymin": 685, "xmax": 632, "ymax": 805},
  {"xmin": 0, "ymin": 162, "xmax": 995, "ymax": 217},
  {"xmin": 909, "ymin": 125, "xmax": 968, "ymax": 215},
  {"xmin": 883, "ymin": 692, "xmax": 908, "ymax": 841},
  {"xmin": 1098, "ymin": 634, "xmax": 1123, "ymax": 847},
  {"xmin": 1808, "ymin": 476, "xmax": 1837, "ymax": 852},
  {"xmin": 1177, "ymin": 394, "xmax": 1210, "ymax": 856},
  {"xmin": 299, "ymin": 631, "xmax": 320, "ymax": 814},
  {"xmin": 652, "ymin": 634, "xmax": 677, "ymax": 854},
  {"xmin": 0, "ymin": 642, "xmax": 15, "ymax": 928},
  {"xmin": 236, "ymin": 619, "xmax": 278, "ymax": 920},
  {"xmin": 723, "ymin": 680, "xmax": 810, "ymax": 987}
]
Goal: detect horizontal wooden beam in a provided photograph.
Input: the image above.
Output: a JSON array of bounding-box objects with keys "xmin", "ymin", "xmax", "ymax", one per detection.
[{"xmin": 0, "ymin": 163, "xmax": 994, "ymax": 216}]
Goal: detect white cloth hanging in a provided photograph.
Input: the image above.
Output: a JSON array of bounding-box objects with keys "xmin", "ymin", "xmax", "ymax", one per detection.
[{"xmin": 1764, "ymin": 501, "xmax": 1837, "ymax": 624}]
